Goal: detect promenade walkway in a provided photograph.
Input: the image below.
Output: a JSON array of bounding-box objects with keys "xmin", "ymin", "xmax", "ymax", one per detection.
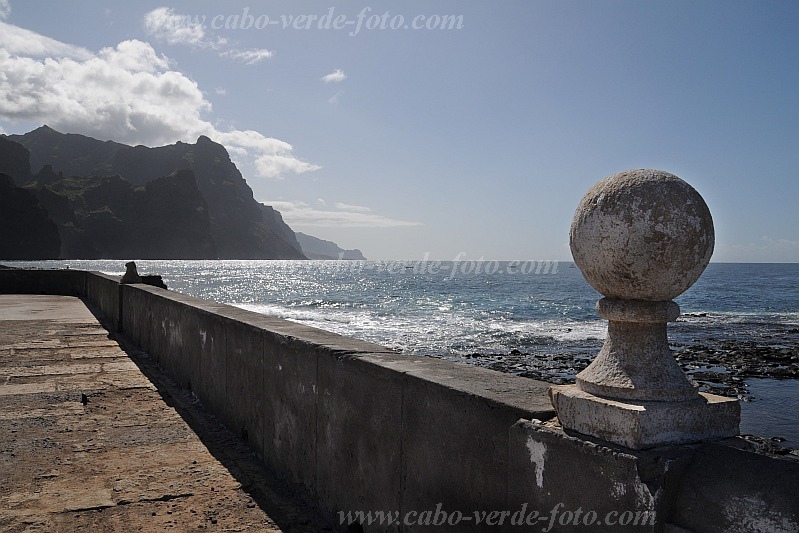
[{"xmin": 0, "ymin": 295, "xmax": 331, "ymax": 532}]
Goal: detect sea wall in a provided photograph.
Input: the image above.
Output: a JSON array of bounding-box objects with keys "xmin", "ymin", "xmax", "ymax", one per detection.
[
  {"xmin": 1, "ymin": 268, "xmax": 797, "ymax": 532},
  {"xmin": 118, "ymin": 281, "xmax": 558, "ymax": 530},
  {"xmin": 0, "ymin": 267, "xmax": 86, "ymax": 296}
]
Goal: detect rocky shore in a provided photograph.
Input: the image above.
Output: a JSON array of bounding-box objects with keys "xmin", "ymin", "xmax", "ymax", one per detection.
[
  {"xmin": 453, "ymin": 339, "xmax": 799, "ymax": 455},
  {"xmin": 456, "ymin": 339, "xmax": 798, "ymax": 395}
]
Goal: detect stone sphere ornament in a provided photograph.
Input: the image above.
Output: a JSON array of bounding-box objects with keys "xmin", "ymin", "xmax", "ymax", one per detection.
[
  {"xmin": 570, "ymin": 169, "xmax": 715, "ymax": 402},
  {"xmin": 550, "ymin": 169, "xmax": 739, "ymax": 449},
  {"xmin": 570, "ymin": 169, "xmax": 714, "ymax": 301}
]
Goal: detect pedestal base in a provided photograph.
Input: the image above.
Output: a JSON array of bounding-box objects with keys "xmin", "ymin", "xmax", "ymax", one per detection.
[{"xmin": 549, "ymin": 384, "xmax": 740, "ymax": 450}]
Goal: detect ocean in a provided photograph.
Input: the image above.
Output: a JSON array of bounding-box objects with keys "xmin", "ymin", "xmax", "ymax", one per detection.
[{"xmin": 6, "ymin": 259, "xmax": 799, "ymax": 449}]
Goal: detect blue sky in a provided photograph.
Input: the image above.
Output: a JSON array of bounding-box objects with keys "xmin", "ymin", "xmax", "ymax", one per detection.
[{"xmin": 1, "ymin": 1, "xmax": 797, "ymax": 261}]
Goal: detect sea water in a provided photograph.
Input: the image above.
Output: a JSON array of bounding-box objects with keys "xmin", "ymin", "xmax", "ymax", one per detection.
[{"xmin": 7, "ymin": 260, "xmax": 799, "ymax": 448}]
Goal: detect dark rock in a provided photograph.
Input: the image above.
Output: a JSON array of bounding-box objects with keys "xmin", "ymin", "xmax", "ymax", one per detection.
[
  {"xmin": 140, "ymin": 275, "xmax": 167, "ymax": 290},
  {"xmin": 121, "ymin": 261, "xmax": 142, "ymax": 284},
  {"xmin": 0, "ymin": 136, "xmax": 33, "ymax": 183},
  {"xmin": 121, "ymin": 262, "xmax": 167, "ymax": 289},
  {"xmin": 0, "ymin": 173, "xmax": 61, "ymax": 259},
  {"xmin": 31, "ymin": 186, "xmax": 75, "ymax": 225},
  {"xmin": 28, "ymin": 164, "xmax": 62, "ymax": 187},
  {"xmin": 739, "ymin": 434, "xmax": 798, "ymax": 458}
]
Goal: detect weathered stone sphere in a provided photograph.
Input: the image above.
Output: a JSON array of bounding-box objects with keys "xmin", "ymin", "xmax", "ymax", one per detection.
[{"xmin": 570, "ymin": 169, "xmax": 714, "ymax": 301}]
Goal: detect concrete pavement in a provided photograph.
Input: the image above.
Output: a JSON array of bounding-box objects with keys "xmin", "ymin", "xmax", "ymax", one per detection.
[{"xmin": 0, "ymin": 294, "xmax": 330, "ymax": 532}]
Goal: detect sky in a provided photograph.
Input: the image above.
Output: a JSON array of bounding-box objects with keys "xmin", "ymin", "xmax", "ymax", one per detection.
[{"xmin": 0, "ymin": 0, "xmax": 798, "ymax": 262}]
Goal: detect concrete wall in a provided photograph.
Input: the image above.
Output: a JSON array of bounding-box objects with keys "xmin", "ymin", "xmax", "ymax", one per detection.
[
  {"xmin": 0, "ymin": 268, "xmax": 120, "ymax": 328},
  {"xmin": 85, "ymin": 272, "xmax": 122, "ymax": 330},
  {"xmin": 667, "ymin": 441, "xmax": 799, "ymax": 532},
  {"xmin": 508, "ymin": 421, "xmax": 799, "ymax": 533},
  {"xmin": 1, "ymin": 268, "xmax": 797, "ymax": 532},
  {"xmin": 508, "ymin": 420, "xmax": 693, "ymax": 532},
  {"xmin": 0, "ymin": 268, "xmax": 87, "ymax": 296},
  {"xmin": 117, "ymin": 281, "xmax": 557, "ymax": 531}
]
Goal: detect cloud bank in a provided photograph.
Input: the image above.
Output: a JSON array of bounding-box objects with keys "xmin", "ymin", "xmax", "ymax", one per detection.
[
  {"xmin": 0, "ymin": 20, "xmax": 316, "ymax": 179},
  {"xmin": 265, "ymin": 200, "xmax": 422, "ymax": 228}
]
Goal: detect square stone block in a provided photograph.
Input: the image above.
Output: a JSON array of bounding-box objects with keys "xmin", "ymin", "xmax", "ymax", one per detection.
[{"xmin": 550, "ymin": 384, "xmax": 740, "ymax": 450}]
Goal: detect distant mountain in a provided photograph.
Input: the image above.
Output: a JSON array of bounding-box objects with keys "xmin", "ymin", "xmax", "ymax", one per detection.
[
  {"xmin": 295, "ymin": 232, "xmax": 366, "ymax": 260},
  {"xmin": 0, "ymin": 173, "xmax": 60, "ymax": 259},
  {"xmin": 9, "ymin": 126, "xmax": 306, "ymax": 259}
]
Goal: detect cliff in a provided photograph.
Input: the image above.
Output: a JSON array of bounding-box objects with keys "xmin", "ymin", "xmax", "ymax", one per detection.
[
  {"xmin": 31, "ymin": 169, "xmax": 216, "ymax": 259},
  {"xmin": 9, "ymin": 126, "xmax": 306, "ymax": 259},
  {"xmin": 259, "ymin": 203, "xmax": 305, "ymax": 256},
  {"xmin": 0, "ymin": 173, "xmax": 60, "ymax": 259},
  {"xmin": 295, "ymin": 232, "xmax": 367, "ymax": 260},
  {"xmin": 0, "ymin": 136, "xmax": 33, "ymax": 183}
]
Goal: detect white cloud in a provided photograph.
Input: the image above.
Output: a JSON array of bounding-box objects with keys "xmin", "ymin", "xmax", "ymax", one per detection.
[
  {"xmin": 0, "ymin": 1, "xmax": 10, "ymax": 20},
  {"xmin": 0, "ymin": 21, "xmax": 92, "ymax": 59},
  {"xmin": 211, "ymin": 130, "xmax": 319, "ymax": 178},
  {"xmin": 143, "ymin": 7, "xmax": 224, "ymax": 49},
  {"xmin": 335, "ymin": 202, "xmax": 372, "ymax": 213},
  {"xmin": 143, "ymin": 7, "xmax": 272, "ymax": 67},
  {"xmin": 0, "ymin": 24, "xmax": 317, "ymax": 179},
  {"xmin": 98, "ymin": 39, "xmax": 169, "ymax": 72},
  {"xmin": 252, "ymin": 154, "xmax": 320, "ymax": 179},
  {"xmin": 220, "ymin": 48, "xmax": 274, "ymax": 65},
  {"xmin": 264, "ymin": 200, "xmax": 422, "ymax": 228},
  {"xmin": 321, "ymin": 69, "xmax": 347, "ymax": 83}
]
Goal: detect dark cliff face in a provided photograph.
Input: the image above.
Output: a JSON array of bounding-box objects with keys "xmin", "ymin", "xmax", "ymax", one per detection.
[
  {"xmin": 0, "ymin": 173, "xmax": 60, "ymax": 259},
  {"xmin": 33, "ymin": 169, "xmax": 216, "ymax": 259},
  {"xmin": 10, "ymin": 126, "xmax": 306, "ymax": 259},
  {"xmin": 135, "ymin": 169, "xmax": 217, "ymax": 259},
  {"xmin": 0, "ymin": 136, "xmax": 33, "ymax": 183},
  {"xmin": 259, "ymin": 204, "xmax": 305, "ymax": 255}
]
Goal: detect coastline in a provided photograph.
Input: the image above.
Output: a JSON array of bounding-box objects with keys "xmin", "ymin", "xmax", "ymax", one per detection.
[
  {"xmin": 456, "ymin": 339, "xmax": 799, "ymax": 453},
  {"xmin": 3, "ymin": 260, "xmax": 798, "ymax": 452}
]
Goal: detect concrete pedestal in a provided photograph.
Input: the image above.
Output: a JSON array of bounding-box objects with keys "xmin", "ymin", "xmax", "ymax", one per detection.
[{"xmin": 549, "ymin": 385, "xmax": 740, "ymax": 450}]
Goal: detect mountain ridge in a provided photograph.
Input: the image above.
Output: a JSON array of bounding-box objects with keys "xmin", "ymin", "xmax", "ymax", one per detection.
[{"xmin": 8, "ymin": 126, "xmax": 305, "ymax": 259}]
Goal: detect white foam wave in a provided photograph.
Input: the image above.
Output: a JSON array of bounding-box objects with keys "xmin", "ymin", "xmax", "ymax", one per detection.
[{"xmin": 234, "ymin": 302, "xmax": 608, "ymax": 355}]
